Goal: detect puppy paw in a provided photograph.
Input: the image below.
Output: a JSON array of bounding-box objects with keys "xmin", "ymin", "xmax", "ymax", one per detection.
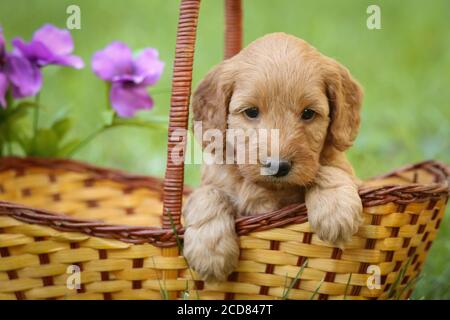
[
  {"xmin": 305, "ymin": 183, "xmax": 362, "ymax": 246},
  {"xmin": 184, "ymin": 225, "xmax": 239, "ymax": 282},
  {"xmin": 182, "ymin": 186, "xmax": 239, "ymax": 282}
]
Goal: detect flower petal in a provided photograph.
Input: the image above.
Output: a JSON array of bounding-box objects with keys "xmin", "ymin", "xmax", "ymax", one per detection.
[
  {"xmin": 5, "ymin": 53, "xmax": 42, "ymax": 98},
  {"xmin": 92, "ymin": 42, "xmax": 133, "ymax": 81},
  {"xmin": 134, "ymin": 48, "xmax": 164, "ymax": 86},
  {"xmin": 32, "ymin": 24, "xmax": 74, "ymax": 56},
  {"xmin": 110, "ymin": 83, "xmax": 153, "ymax": 117},
  {"xmin": 52, "ymin": 54, "xmax": 84, "ymax": 69},
  {"xmin": 0, "ymin": 73, "xmax": 8, "ymax": 108},
  {"xmin": 12, "ymin": 37, "xmax": 53, "ymax": 66}
]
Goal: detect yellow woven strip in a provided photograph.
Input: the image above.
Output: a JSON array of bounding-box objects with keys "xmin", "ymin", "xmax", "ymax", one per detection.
[
  {"xmin": 0, "ymin": 278, "xmax": 42, "ymax": 292},
  {"xmin": 297, "ymin": 279, "xmax": 346, "ymax": 296},
  {"xmin": 0, "ymin": 217, "xmax": 24, "ymax": 228},
  {"xmin": 114, "ymin": 268, "xmax": 161, "ymax": 281},
  {"xmin": 7, "ymin": 224, "xmax": 59, "ymax": 238},
  {"xmin": 0, "ymin": 293, "xmax": 16, "ymax": 300},
  {"xmin": 248, "ymin": 228, "xmax": 302, "ymax": 241},
  {"xmin": 240, "ymin": 249, "xmax": 298, "ymax": 265},
  {"xmin": 52, "ymin": 270, "xmax": 100, "ymax": 285},
  {"xmin": 204, "ymin": 281, "xmax": 260, "ymax": 294},
  {"xmin": 376, "ymin": 237, "xmax": 404, "ymax": 251},
  {"xmin": 404, "ymin": 202, "xmax": 430, "ymax": 213},
  {"xmin": 356, "ymin": 225, "xmax": 391, "ymax": 239},
  {"xmin": 142, "ymin": 279, "xmax": 193, "ymax": 291},
  {"xmin": 239, "ymin": 236, "xmax": 270, "ymax": 249},
  {"xmin": 0, "ymin": 254, "xmax": 40, "ymax": 271},
  {"xmin": 143, "ymin": 256, "xmax": 187, "ymax": 269},
  {"xmin": 285, "ymin": 223, "xmax": 312, "ymax": 233},
  {"xmin": 279, "ymin": 242, "xmax": 334, "ymax": 258},
  {"xmin": 307, "ymin": 258, "xmax": 360, "ymax": 273},
  {"xmin": 51, "ymin": 248, "xmax": 99, "ymax": 264},
  {"xmin": 15, "ymin": 240, "xmax": 70, "ymax": 255},
  {"xmin": 333, "ymin": 273, "xmax": 369, "ymax": 286},
  {"xmin": 234, "ymin": 260, "xmax": 266, "ymax": 273},
  {"xmin": 18, "ymin": 264, "xmax": 67, "ymax": 278},
  {"xmin": 268, "ymin": 287, "xmax": 317, "ymax": 300},
  {"xmin": 82, "ymin": 259, "xmax": 131, "ymax": 272},
  {"xmin": 273, "ymin": 265, "xmax": 325, "ymax": 281},
  {"xmin": 25, "ymin": 286, "xmax": 73, "ymax": 300},
  {"xmin": 84, "ymin": 280, "xmax": 131, "ymax": 293},
  {"xmin": 53, "ymin": 232, "xmax": 89, "ymax": 242},
  {"xmin": 380, "ymin": 212, "xmax": 412, "ymax": 227},
  {"xmin": 80, "ymin": 238, "xmax": 131, "ymax": 250},
  {"xmin": 341, "ymin": 249, "xmax": 382, "ymax": 263},
  {"xmin": 0, "ymin": 234, "xmax": 33, "ymax": 247},
  {"xmin": 364, "ymin": 203, "xmax": 399, "ymax": 214},
  {"xmin": 107, "ymin": 245, "xmax": 161, "ymax": 259},
  {"xmin": 237, "ymin": 273, "xmax": 287, "ymax": 288}
]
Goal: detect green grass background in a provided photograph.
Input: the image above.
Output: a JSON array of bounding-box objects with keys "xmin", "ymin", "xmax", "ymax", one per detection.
[{"xmin": 0, "ymin": 0, "xmax": 449, "ymax": 299}]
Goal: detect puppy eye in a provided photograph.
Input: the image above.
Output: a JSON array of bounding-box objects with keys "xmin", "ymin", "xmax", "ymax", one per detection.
[
  {"xmin": 243, "ymin": 107, "xmax": 259, "ymax": 119},
  {"xmin": 301, "ymin": 108, "xmax": 316, "ymax": 121}
]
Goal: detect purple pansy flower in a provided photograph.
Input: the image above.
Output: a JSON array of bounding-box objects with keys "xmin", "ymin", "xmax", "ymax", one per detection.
[
  {"xmin": 0, "ymin": 28, "xmax": 38, "ymax": 106},
  {"xmin": 0, "ymin": 24, "xmax": 84, "ymax": 107},
  {"xmin": 12, "ymin": 24, "xmax": 84, "ymax": 69},
  {"xmin": 92, "ymin": 42, "xmax": 164, "ymax": 117},
  {"xmin": 5, "ymin": 52, "xmax": 42, "ymax": 100}
]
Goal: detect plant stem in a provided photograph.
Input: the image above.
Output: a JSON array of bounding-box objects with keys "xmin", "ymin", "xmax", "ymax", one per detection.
[
  {"xmin": 66, "ymin": 117, "xmax": 167, "ymax": 157},
  {"xmin": 66, "ymin": 125, "xmax": 113, "ymax": 157},
  {"xmin": 30, "ymin": 93, "xmax": 41, "ymax": 152},
  {"xmin": 5, "ymin": 91, "xmax": 14, "ymax": 156},
  {"xmin": 112, "ymin": 117, "xmax": 168, "ymax": 130},
  {"xmin": 32, "ymin": 93, "xmax": 40, "ymax": 137},
  {"xmin": 6, "ymin": 128, "xmax": 12, "ymax": 155}
]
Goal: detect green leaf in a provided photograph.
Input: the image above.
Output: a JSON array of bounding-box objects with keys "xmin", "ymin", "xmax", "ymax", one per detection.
[
  {"xmin": 52, "ymin": 118, "xmax": 72, "ymax": 139},
  {"xmin": 29, "ymin": 129, "xmax": 59, "ymax": 157},
  {"xmin": 57, "ymin": 139, "xmax": 81, "ymax": 157},
  {"xmin": 101, "ymin": 110, "xmax": 115, "ymax": 126},
  {"xmin": 15, "ymin": 101, "xmax": 39, "ymax": 109},
  {"xmin": 9, "ymin": 129, "xmax": 31, "ymax": 154}
]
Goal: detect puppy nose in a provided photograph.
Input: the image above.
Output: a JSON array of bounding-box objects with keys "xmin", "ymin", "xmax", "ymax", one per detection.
[
  {"xmin": 263, "ymin": 159, "xmax": 292, "ymax": 177},
  {"xmin": 275, "ymin": 160, "xmax": 292, "ymax": 177}
]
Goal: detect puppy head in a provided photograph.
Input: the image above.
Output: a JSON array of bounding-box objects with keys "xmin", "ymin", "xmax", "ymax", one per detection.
[{"xmin": 192, "ymin": 33, "xmax": 363, "ymax": 188}]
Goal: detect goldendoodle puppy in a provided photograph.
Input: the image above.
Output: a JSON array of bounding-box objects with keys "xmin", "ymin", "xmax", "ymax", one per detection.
[{"xmin": 183, "ymin": 32, "xmax": 363, "ymax": 282}]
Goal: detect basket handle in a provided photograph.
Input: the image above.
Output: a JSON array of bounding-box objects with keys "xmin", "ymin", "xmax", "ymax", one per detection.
[
  {"xmin": 162, "ymin": 0, "xmax": 242, "ymax": 229},
  {"xmin": 225, "ymin": 0, "xmax": 243, "ymax": 59}
]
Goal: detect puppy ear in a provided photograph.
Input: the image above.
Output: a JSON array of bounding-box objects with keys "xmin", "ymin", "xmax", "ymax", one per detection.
[
  {"xmin": 324, "ymin": 58, "xmax": 363, "ymax": 151},
  {"xmin": 192, "ymin": 62, "xmax": 234, "ymax": 149}
]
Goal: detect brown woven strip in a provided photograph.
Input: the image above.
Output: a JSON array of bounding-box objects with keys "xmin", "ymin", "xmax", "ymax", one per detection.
[
  {"xmin": 224, "ymin": 0, "xmax": 242, "ymax": 59},
  {"xmin": 319, "ymin": 248, "xmax": 342, "ymax": 300},
  {"xmin": 70, "ymin": 242, "xmax": 86, "ymax": 294},
  {"xmin": 162, "ymin": 0, "xmax": 201, "ymax": 229},
  {"xmin": 224, "ymin": 272, "xmax": 238, "ymax": 300},
  {"xmin": 351, "ymin": 212, "xmax": 382, "ymax": 298},
  {"xmin": 0, "ymin": 247, "xmax": 25, "ymax": 300},
  {"xmin": 35, "ymin": 237, "xmax": 55, "ymax": 288},
  {"xmin": 258, "ymin": 240, "xmax": 279, "ymax": 296},
  {"xmin": 132, "ymin": 258, "xmax": 144, "ymax": 289},
  {"xmin": 99, "ymin": 249, "xmax": 112, "ymax": 300}
]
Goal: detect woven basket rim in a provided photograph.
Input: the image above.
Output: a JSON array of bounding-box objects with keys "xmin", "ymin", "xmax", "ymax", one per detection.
[{"xmin": 0, "ymin": 157, "xmax": 448, "ymax": 247}]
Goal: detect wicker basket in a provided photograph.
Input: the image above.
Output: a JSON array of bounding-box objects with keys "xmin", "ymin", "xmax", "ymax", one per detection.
[{"xmin": 0, "ymin": 0, "xmax": 449, "ymax": 300}]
